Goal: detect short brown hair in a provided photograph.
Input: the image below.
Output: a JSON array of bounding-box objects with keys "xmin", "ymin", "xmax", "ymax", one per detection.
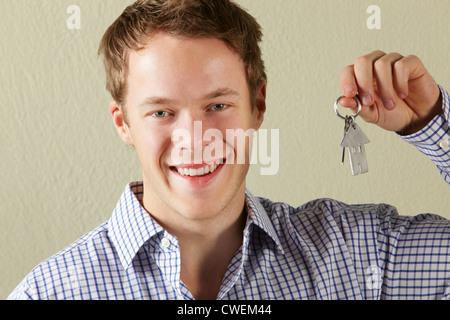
[{"xmin": 98, "ymin": 0, "xmax": 266, "ymax": 109}]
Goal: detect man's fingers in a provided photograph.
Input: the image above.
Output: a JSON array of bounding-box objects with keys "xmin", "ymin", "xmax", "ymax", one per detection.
[
  {"xmin": 339, "ymin": 50, "xmax": 386, "ymax": 113},
  {"xmin": 372, "ymin": 52, "xmax": 404, "ymax": 110},
  {"xmin": 353, "ymin": 50, "xmax": 386, "ymax": 106},
  {"xmin": 339, "ymin": 51, "xmax": 429, "ymax": 122},
  {"xmin": 338, "ymin": 51, "xmax": 438, "ymax": 131},
  {"xmin": 392, "ymin": 55, "xmax": 425, "ymax": 100},
  {"xmin": 339, "ymin": 65, "xmax": 358, "ymax": 111},
  {"xmin": 340, "ymin": 65, "xmax": 357, "ymax": 97}
]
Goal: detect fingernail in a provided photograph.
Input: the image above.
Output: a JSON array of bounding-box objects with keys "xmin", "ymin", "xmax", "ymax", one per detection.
[
  {"xmin": 361, "ymin": 94, "xmax": 372, "ymax": 106},
  {"xmin": 398, "ymin": 92, "xmax": 406, "ymax": 100},
  {"xmin": 344, "ymin": 86, "xmax": 354, "ymax": 96},
  {"xmin": 384, "ymin": 99, "xmax": 395, "ymax": 110}
]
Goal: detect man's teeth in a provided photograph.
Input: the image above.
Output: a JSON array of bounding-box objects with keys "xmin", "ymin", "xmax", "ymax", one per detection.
[{"xmin": 177, "ymin": 163, "xmax": 219, "ymax": 177}]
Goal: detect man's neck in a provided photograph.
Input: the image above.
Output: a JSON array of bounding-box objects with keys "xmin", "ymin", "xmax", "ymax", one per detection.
[
  {"xmin": 178, "ymin": 205, "xmax": 247, "ymax": 299},
  {"xmin": 141, "ymin": 183, "xmax": 248, "ymax": 299}
]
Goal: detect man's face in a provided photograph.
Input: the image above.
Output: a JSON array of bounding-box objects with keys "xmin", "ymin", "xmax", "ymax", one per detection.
[{"xmin": 111, "ymin": 33, "xmax": 265, "ymax": 223}]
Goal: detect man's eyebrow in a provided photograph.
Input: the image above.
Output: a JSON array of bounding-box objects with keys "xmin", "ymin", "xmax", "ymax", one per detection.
[
  {"xmin": 203, "ymin": 87, "xmax": 240, "ymax": 100},
  {"xmin": 137, "ymin": 96, "xmax": 176, "ymax": 108},
  {"xmin": 137, "ymin": 88, "xmax": 240, "ymax": 108}
]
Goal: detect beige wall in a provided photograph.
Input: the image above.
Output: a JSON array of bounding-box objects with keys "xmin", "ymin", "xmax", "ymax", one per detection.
[{"xmin": 1, "ymin": 0, "xmax": 449, "ymax": 299}]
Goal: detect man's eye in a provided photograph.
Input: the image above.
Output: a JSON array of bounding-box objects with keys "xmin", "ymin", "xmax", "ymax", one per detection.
[
  {"xmin": 152, "ymin": 111, "xmax": 169, "ymax": 118},
  {"xmin": 211, "ymin": 104, "xmax": 227, "ymax": 111}
]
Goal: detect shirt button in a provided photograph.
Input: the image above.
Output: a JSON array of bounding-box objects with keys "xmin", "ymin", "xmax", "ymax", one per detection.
[
  {"xmin": 161, "ymin": 237, "xmax": 171, "ymax": 249},
  {"xmin": 439, "ymin": 139, "xmax": 450, "ymax": 150}
]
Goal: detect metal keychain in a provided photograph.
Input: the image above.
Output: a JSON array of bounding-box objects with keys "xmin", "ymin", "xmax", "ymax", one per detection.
[{"xmin": 334, "ymin": 96, "xmax": 370, "ymax": 176}]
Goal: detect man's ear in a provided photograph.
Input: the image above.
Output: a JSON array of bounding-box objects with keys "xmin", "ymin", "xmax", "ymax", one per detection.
[
  {"xmin": 109, "ymin": 100, "xmax": 134, "ymax": 146},
  {"xmin": 253, "ymin": 81, "xmax": 267, "ymax": 131}
]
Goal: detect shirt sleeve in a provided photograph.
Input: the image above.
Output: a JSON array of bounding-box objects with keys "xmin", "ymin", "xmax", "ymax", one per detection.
[
  {"xmin": 7, "ymin": 278, "xmax": 34, "ymax": 300},
  {"xmin": 399, "ymin": 85, "xmax": 450, "ymax": 185}
]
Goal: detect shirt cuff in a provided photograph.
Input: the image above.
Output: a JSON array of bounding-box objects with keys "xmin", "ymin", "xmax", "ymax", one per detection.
[{"xmin": 400, "ymin": 85, "xmax": 450, "ymax": 184}]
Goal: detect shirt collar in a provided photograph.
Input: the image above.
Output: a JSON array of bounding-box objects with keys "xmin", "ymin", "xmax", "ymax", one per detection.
[
  {"xmin": 245, "ymin": 189, "xmax": 285, "ymax": 255},
  {"xmin": 108, "ymin": 182, "xmax": 164, "ymax": 270},
  {"xmin": 108, "ymin": 182, "xmax": 285, "ymax": 270}
]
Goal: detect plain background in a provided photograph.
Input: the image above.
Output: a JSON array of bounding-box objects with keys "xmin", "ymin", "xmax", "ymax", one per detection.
[{"xmin": 1, "ymin": 0, "xmax": 450, "ymax": 299}]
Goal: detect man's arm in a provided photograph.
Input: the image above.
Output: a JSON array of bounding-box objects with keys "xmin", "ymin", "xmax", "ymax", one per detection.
[
  {"xmin": 399, "ymin": 85, "xmax": 450, "ymax": 184},
  {"xmin": 339, "ymin": 51, "xmax": 450, "ymax": 184}
]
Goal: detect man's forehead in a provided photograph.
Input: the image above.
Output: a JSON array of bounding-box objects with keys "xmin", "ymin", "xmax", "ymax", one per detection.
[
  {"xmin": 124, "ymin": 33, "xmax": 249, "ymax": 106},
  {"xmin": 128, "ymin": 33, "xmax": 242, "ymax": 65}
]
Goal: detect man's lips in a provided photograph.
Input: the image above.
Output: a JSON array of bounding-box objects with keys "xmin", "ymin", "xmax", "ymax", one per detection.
[{"xmin": 169, "ymin": 159, "xmax": 225, "ymax": 177}]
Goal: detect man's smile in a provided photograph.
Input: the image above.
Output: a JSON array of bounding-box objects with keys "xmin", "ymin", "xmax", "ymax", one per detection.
[
  {"xmin": 169, "ymin": 157, "xmax": 226, "ymax": 180},
  {"xmin": 175, "ymin": 161, "xmax": 221, "ymax": 177}
]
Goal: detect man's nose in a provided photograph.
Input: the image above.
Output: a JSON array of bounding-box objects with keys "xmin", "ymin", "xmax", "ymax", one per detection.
[
  {"xmin": 177, "ymin": 112, "xmax": 205, "ymax": 147},
  {"xmin": 171, "ymin": 113, "xmax": 215, "ymax": 164}
]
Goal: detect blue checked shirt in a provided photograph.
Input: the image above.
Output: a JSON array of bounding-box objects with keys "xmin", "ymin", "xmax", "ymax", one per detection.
[{"xmin": 8, "ymin": 87, "xmax": 450, "ymax": 300}]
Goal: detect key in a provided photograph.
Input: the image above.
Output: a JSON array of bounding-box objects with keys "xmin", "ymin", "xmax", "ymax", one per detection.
[
  {"xmin": 340, "ymin": 116, "xmax": 370, "ymax": 176},
  {"xmin": 341, "ymin": 117, "xmax": 352, "ymax": 165},
  {"xmin": 334, "ymin": 95, "xmax": 370, "ymax": 176}
]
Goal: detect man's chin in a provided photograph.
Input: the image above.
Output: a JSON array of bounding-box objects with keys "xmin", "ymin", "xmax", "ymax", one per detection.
[{"xmin": 173, "ymin": 204, "xmax": 223, "ymax": 222}]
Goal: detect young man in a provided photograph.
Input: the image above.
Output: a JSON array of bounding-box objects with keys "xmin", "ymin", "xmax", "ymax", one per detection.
[{"xmin": 9, "ymin": 0, "xmax": 450, "ymax": 300}]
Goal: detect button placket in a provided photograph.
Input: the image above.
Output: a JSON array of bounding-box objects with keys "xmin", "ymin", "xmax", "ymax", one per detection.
[
  {"xmin": 161, "ymin": 237, "xmax": 172, "ymax": 249},
  {"xmin": 152, "ymin": 232, "xmax": 182, "ymax": 297},
  {"xmin": 439, "ymin": 138, "xmax": 450, "ymax": 150}
]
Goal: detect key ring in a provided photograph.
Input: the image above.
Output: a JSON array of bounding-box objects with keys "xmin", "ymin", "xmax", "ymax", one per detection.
[{"xmin": 334, "ymin": 96, "xmax": 362, "ymax": 120}]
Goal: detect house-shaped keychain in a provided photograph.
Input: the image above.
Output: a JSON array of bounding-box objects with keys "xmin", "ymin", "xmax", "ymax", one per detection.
[{"xmin": 340, "ymin": 118, "xmax": 370, "ymax": 176}]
